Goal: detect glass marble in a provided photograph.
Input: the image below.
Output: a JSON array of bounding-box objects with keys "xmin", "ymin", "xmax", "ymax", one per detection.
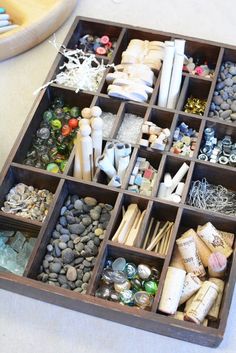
[
  {"xmin": 144, "ymin": 280, "xmax": 158, "ymax": 295},
  {"xmin": 95, "ymin": 285, "xmax": 111, "ymax": 299},
  {"xmin": 114, "ymin": 280, "xmax": 131, "ymax": 293},
  {"xmin": 119, "ymin": 289, "xmax": 134, "ymax": 304},
  {"xmin": 134, "ymin": 291, "xmax": 152, "ymax": 309},
  {"xmin": 130, "ymin": 278, "xmax": 142, "ymax": 291},
  {"xmin": 125, "ymin": 263, "xmax": 137, "ymax": 279},
  {"xmin": 137, "ymin": 264, "xmax": 151, "ymax": 280}
]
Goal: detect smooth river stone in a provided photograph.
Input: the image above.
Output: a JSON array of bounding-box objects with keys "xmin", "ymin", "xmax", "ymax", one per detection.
[
  {"xmin": 231, "ymin": 101, "xmax": 236, "ymax": 112},
  {"xmin": 213, "ymin": 95, "xmax": 223, "ymax": 105},
  {"xmin": 66, "ymin": 266, "xmax": 77, "ymax": 281},
  {"xmin": 84, "ymin": 197, "xmax": 97, "ymax": 206}
]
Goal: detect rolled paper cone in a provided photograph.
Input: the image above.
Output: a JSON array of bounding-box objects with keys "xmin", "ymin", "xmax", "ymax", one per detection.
[
  {"xmin": 158, "ymin": 42, "xmax": 175, "ymax": 108},
  {"xmin": 181, "ymin": 228, "xmax": 212, "ymax": 268},
  {"xmin": 167, "ymin": 52, "xmax": 185, "ymax": 109},
  {"xmin": 169, "ymin": 163, "xmax": 189, "ymax": 194},
  {"xmin": 175, "ymin": 182, "xmax": 185, "ymax": 197},
  {"xmin": 170, "ymin": 245, "xmax": 186, "ymax": 270},
  {"xmin": 112, "ymin": 204, "xmax": 139, "ymax": 243},
  {"xmin": 184, "ymin": 293, "xmax": 196, "ymax": 313},
  {"xmin": 208, "ymin": 278, "xmax": 225, "ymax": 321},
  {"xmin": 114, "ymin": 143, "xmax": 125, "ymax": 169},
  {"xmin": 172, "ymin": 311, "xmax": 208, "ymax": 326},
  {"xmin": 80, "ymin": 125, "xmax": 93, "ymax": 181},
  {"xmin": 108, "ymin": 175, "xmax": 121, "ymax": 188},
  {"xmin": 104, "ymin": 142, "xmax": 115, "ymax": 166},
  {"xmin": 97, "ymin": 154, "xmax": 116, "ymax": 179},
  {"xmin": 164, "ymin": 173, "xmax": 172, "ymax": 188},
  {"xmin": 125, "ymin": 209, "xmax": 146, "ymax": 246},
  {"xmin": 179, "ymin": 273, "xmax": 202, "ymax": 305},
  {"xmin": 117, "ymin": 155, "xmax": 130, "ymax": 182},
  {"xmin": 73, "ymin": 132, "xmax": 82, "ymax": 179},
  {"xmin": 197, "ymin": 222, "xmax": 233, "ymax": 258},
  {"xmin": 158, "ymin": 266, "xmax": 186, "ymax": 315},
  {"xmin": 185, "ymin": 281, "xmax": 219, "ymax": 324},
  {"xmin": 208, "ymin": 252, "xmax": 227, "ymax": 279},
  {"xmin": 176, "ymin": 235, "xmax": 206, "ymax": 277},
  {"xmin": 219, "ymin": 230, "xmax": 235, "ymax": 248},
  {"xmin": 157, "ymin": 182, "xmax": 168, "ymax": 199}
]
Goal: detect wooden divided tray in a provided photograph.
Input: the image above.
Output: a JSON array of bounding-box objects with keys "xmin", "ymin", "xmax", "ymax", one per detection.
[{"xmin": 0, "ymin": 16, "xmax": 236, "ymax": 348}]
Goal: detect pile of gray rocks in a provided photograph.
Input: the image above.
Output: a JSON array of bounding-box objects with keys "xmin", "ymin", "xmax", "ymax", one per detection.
[
  {"xmin": 37, "ymin": 194, "xmax": 113, "ymax": 293},
  {"xmin": 209, "ymin": 61, "xmax": 236, "ymax": 123}
]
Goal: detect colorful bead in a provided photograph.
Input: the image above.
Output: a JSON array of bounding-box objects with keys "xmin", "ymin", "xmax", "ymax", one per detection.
[{"xmin": 144, "ymin": 280, "xmax": 158, "ymax": 295}]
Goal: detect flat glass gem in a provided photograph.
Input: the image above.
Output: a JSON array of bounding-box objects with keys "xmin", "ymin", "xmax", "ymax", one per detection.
[
  {"xmin": 46, "ymin": 163, "xmax": 60, "ymax": 173},
  {"xmin": 134, "ymin": 291, "xmax": 152, "ymax": 309},
  {"xmin": 119, "ymin": 289, "xmax": 134, "ymax": 304},
  {"xmin": 144, "ymin": 280, "xmax": 158, "ymax": 295},
  {"xmin": 95, "ymin": 285, "xmax": 111, "ymax": 299},
  {"xmin": 125, "ymin": 263, "xmax": 137, "ymax": 279},
  {"xmin": 110, "ymin": 290, "xmax": 120, "ymax": 302},
  {"xmin": 151, "ymin": 267, "xmax": 161, "ymax": 281},
  {"xmin": 130, "ymin": 278, "xmax": 142, "ymax": 291},
  {"xmin": 102, "ymin": 268, "xmax": 115, "ymax": 284},
  {"xmin": 114, "ymin": 280, "xmax": 131, "ymax": 293},
  {"xmin": 137, "ymin": 264, "xmax": 151, "ymax": 280},
  {"xmin": 112, "ymin": 257, "xmax": 126, "ymax": 271},
  {"xmin": 110, "ymin": 270, "xmax": 128, "ymax": 284}
]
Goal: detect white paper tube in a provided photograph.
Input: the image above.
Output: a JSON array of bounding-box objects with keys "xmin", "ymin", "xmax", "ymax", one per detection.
[
  {"xmin": 157, "ymin": 182, "xmax": 167, "ymax": 198},
  {"xmin": 179, "ymin": 273, "xmax": 202, "ymax": 305},
  {"xmin": 91, "ymin": 117, "xmax": 103, "ymax": 168},
  {"xmin": 108, "ymin": 175, "xmax": 121, "ymax": 188},
  {"xmin": 197, "ymin": 222, "xmax": 233, "ymax": 258},
  {"xmin": 169, "ymin": 162, "xmax": 189, "ymax": 194},
  {"xmin": 114, "ymin": 143, "xmax": 125, "ymax": 169},
  {"xmin": 164, "ymin": 173, "xmax": 172, "ymax": 188},
  {"xmin": 80, "ymin": 125, "xmax": 93, "ymax": 181},
  {"xmin": 73, "ymin": 132, "xmax": 82, "ymax": 179},
  {"xmin": 97, "ymin": 154, "xmax": 116, "ymax": 179},
  {"xmin": 175, "ymin": 182, "xmax": 185, "ymax": 196},
  {"xmin": 185, "ymin": 281, "xmax": 219, "ymax": 324},
  {"xmin": 104, "ymin": 142, "xmax": 115, "ymax": 166},
  {"xmin": 167, "ymin": 52, "xmax": 185, "ymax": 109},
  {"xmin": 158, "ymin": 43, "xmax": 175, "ymax": 108},
  {"xmin": 176, "ymin": 235, "xmax": 206, "ymax": 277},
  {"xmin": 117, "ymin": 155, "xmax": 130, "ymax": 182},
  {"xmin": 158, "ymin": 266, "xmax": 186, "ymax": 315},
  {"xmin": 174, "ymin": 39, "xmax": 186, "ymax": 55},
  {"xmin": 208, "ymin": 278, "xmax": 225, "ymax": 320},
  {"xmin": 124, "ymin": 143, "xmax": 132, "ymax": 156}
]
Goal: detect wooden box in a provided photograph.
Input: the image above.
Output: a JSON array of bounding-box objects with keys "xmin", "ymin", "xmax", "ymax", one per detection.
[{"xmin": 0, "ymin": 17, "xmax": 235, "ymax": 348}]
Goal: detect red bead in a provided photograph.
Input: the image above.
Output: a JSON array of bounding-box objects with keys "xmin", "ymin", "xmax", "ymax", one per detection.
[
  {"xmin": 105, "ymin": 41, "xmax": 112, "ymax": 49},
  {"xmin": 68, "ymin": 118, "xmax": 78, "ymax": 129},
  {"xmin": 61, "ymin": 124, "xmax": 72, "ymax": 136},
  {"xmin": 96, "ymin": 47, "xmax": 107, "ymax": 55},
  {"xmin": 100, "ymin": 35, "xmax": 109, "ymax": 45}
]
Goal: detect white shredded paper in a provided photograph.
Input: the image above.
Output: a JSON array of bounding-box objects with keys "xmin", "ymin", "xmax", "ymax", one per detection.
[{"xmin": 34, "ymin": 35, "xmax": 114, "ymax": 95}]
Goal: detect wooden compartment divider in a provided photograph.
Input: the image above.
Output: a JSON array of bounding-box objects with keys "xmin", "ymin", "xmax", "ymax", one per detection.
[{"xmin": 0, "ymin": 16, "xmax": 236, "ymax": 347}]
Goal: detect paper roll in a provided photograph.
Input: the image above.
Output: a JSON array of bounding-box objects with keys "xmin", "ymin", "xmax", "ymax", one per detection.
[
  {"xmin": 105, "ymin": 142, "xmax": 115, "ymax": 166},
  {"xmin": 185, "ymin": 281, "xmax": 219, "ymax": 324},
  {"xmin": 170, "ymin": 245, "xmax": 186, "ymax": 270},
  {"xmin": 108, "ymin": 175, "xmax": 121, "ymax": 188},
  {"xmin": 117, "ymin": 155, "xmax": 130, "ymax": 182},
  {"xmin": 115, "ymin": 143, "xmax": 125, "ymax": 169},
  {"xmin": 179, "ymin": 273, "xmax": 202, "ymax": 305},
  {"xmin": 197, "ymin": 222, "xmax": 233, "ymax": 258},
  {"xmin": 208, "ymin": 252, "xmax": 227, "ymax": 279},
  {"xmin": 158, "ymin": 266, "xmax": 186, "ymax": 315},
  {"xmin": 176, "ymin": 234, "xmax": 206, "ymax": 277},
  {"xmin": 158, "ymin": 42, "xmax": 175, "ymax": 108},
  {"xmin": 208, "ymin": 278, "xmax": 225, "ymax": 321},
  {"xmin": 181, "ymin": 228, "xmax": 212, "ymax": 268},
  {"xmin": 169, "ymin": 163, "xmax": 189, "ymax": 194},
  {"xmin": 80, "ymin": 125, "xmax": 93, "ymax": 181},
  {"xmin": 167, "ymin": 52, "xmax": 185, "ymax": 109}
]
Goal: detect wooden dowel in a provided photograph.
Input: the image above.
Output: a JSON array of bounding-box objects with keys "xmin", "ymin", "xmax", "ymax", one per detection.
[{"xmin": 142, "ymin": 217, "xmax": 154, "ymax": 249}]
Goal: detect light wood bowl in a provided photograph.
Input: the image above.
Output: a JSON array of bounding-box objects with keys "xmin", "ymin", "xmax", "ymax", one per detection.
[{"xmin": 0, "ymin": 0, "xmax": 77, "ymax": 61}]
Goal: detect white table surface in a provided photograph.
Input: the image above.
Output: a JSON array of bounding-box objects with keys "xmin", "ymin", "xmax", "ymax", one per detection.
[{"xmin": 0, "ymin": 1, "xmax": 236, "ymax": 352}]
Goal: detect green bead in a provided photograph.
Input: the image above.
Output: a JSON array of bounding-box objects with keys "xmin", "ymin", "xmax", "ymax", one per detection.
[
  {"xmin": 144, "ymin": 280, "xmax": 158, "ymax": 295},
  {"xmin": 125, "ymin": 263, "xmax": 137, "ymax": 279},
  {"xmin": 51, "ymin": 119, "xmax": 62, "ymax": 130},
  {"xmin": 70, "ymin": 106, "xmax": 80, "ymax": 118},
  {"xmin": 60, "ymin": 160, "xmax": 67, "ymax": 172},
  {"xmin": 57, "ymin": 144, "xmax": 68, "ymax": 155},
  {"xmin": 46, "ymin": 163, "xmax": 60, "ymax": 174},
  {"xmin": 43, "ymin": 110, "xmax": 53, "ymax": 123}
]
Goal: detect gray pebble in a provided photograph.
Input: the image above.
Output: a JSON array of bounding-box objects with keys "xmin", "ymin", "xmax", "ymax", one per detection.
[
  {"xmin": 58, "ymin": 275, "xmax": 68, "ymax": 285},
  {"xmin": 75, "ymin": 280, "xmax": 83, "ymax": 287},
  {"xmin": 67, "ymin": 240, "xmax": 74, "ymax": 249},
  {"xmin": 45, "ymin": 254, "xmax": 54, "ymax": 262},
  {"xmin": 52, "ymin": 230, "xmax": 60, "ymax": 239},
  {"xmin": 82, "ymin": 282, "xmax": 89, "ymax": 290},
  {"xmin": 61, "ymin": 284, "xmax": 70, "ymax": 289},
  {"xmin": 49, "ymin": 262, "xmax": 61, "ymax": 273},
  {"xmin": 77, "ymin": 269, "xmax": 83, "ymax": 279},
  {"xmin": 216, "ymin": 81, "xmax": 225, "ymax": 90},
  {"xmin": 43, "ymin": 260, "xmax": 49, "ymax": 269},
  {"xmin": 56, "ymin": 224, "xmax": 62, "ymax": 232},
  {"xmin": 47, "ymin": 244, "xmax": 53, "ymax": 252},
  {"xmin": 220, "ymin": 102, "xmax": 230, "ymax": 110},
  {"xmin": 213, "ymin": 95, "xmax": 223, "ymax": 105},
  {"xmin": 54, "ymin": 244, "xmax": 61, "ymax": 257},
  {"xmin": 49, "ymin": 273, "xmax": 58, "ymax": 279},
  {"xmin": 60, "ymin": 234, "xmax": 70, "ymax": 243},
  {"xmin": 75, "ymin": 257, "xmax": 84, "ymax": 265},
  {"xmin": 225, "ymin": 78, "xmax": 233, "ymax": 86},
  {"xmin": 93, "ymin": 237, "xmax": 101, "ymax": 246},
  {"xmin": 74, "ymin": 287, "xmax": 83, "ymax": 293},
  {"xmin": 90, "ymin": 210, "xmax": 100, "ymax": 221},
  {"xmin": 105, "ymin": 204, "xmax": 113, "ymax": 211},
  {"xmin": 75, "ymin": 243, "xmax": 84, "ymax": 252},
  {"xmin": 220, "ymin": 110, "xmax": 232, "ymax": 119},
  {"xmin": 70, "ymin": 234, "xmax": 78, "ymax": 241},
  {"xmin": 58, "ymin": 242, "xmax": 67, "ymax": 250},
  {"xmin": 41, "ymin": 273, "xmax": 48, "ymax": 282},
  {"xmin": 66, "ymin": 215, "xmax": 76, "ymax": 224},
  {"xmin": 59, "ymin": 227, "xmax": 70, "ymax": 235},
  {"xmin": 80, "ymin": 235, "xmax": 90, "ymax": 243},
  {"xmin": 83, "ymin": 260, "xmax": 92, "ymax": 267},
  {"xmin": 59, "ymin": 216, "xmax": 67, "ymax": 227},
  {"xmin": 82, "ymin": 216, "xmax": 92, "ymax": 226},
  {"xmin": 62, "ymin": 248, "xmax": 75, "ymax": 264},
  {"xmin": 68, "ymin": 223, "xmax": 85, "ymax": 235},
  {"xmin": 231, "ymin": 101, "xmax": 236, "ymax": 112},
  {"xmin": 66, "ymin": 266, "xmax": 77, "ymax": 282},
  {"xmin": 230, "ymin": 113, "xmax": 236, "ymax": 120},
  {"xmin": 229, "ymin": 66, "xmax": 236, "ymax": 75},
  {"xmin": 60, "ymin": 206, "xmax": 67, "ymax": 216},
  {"xmin": 74, "ymin": 199, "xmax": 83, "ymax": 211}
]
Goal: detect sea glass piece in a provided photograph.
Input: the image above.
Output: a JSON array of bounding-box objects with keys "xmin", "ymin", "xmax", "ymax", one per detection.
[
  {"xmin": 125, "ymin": 263, "xmax": 137, "ymax": 279},
  {"xmin": 119, "ymin": 289, "xmax": 134, "ymax": 304},
  {"xmin": 9, "ymin": 231, "xmax": 26, "ymax": 253},
  {"xmin": 144, "ymin": 280, "xmax": 158, "ymax": 295},
  {"xmin": 137, "ymin": 264, "xmax": 151, "ymax": 280},
  {"xmin": 134, "ymin": 291, "xmax": 152, "ymax": 309},
  {"xmin": 112, "ymin": 257, "xmax": 126, "ymax": 271},
  {"xmin": 46, "ymin": 163, "xmax": 60, "ymax": 173}
]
